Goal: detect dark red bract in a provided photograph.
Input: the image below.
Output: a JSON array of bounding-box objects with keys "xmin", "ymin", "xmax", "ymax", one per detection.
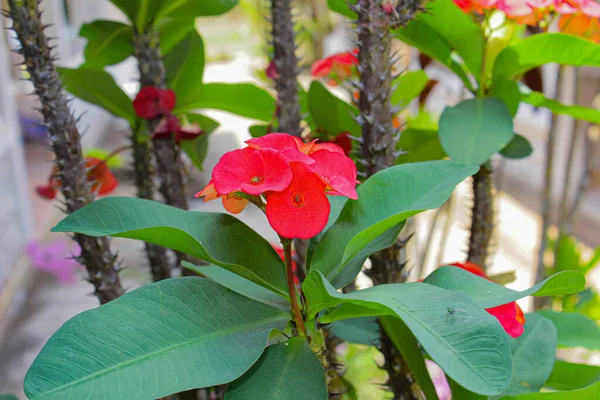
[{"xmin": 133, "ymin": 86, "xmax": 176, "ymax": 119}]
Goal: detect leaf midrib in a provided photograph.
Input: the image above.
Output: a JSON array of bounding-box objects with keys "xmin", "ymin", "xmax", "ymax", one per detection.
[{"xmin": 30, "ymin": 314, "xmax": 287, "ymax": 399}]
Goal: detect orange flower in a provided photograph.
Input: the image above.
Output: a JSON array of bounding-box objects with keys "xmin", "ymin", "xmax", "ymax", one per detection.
[{"xmin": 558, "ymin": 11, "xmax": 600, "ymax": 42}]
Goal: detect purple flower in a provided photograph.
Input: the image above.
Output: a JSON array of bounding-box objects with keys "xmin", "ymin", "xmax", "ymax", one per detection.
[{"xmin": 26, "ymin": 240, "xmax": 81, "ymax": 284}]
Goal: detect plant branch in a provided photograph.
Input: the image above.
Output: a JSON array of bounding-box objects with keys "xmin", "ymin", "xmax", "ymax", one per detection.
[
  {"xmin": 282, "ymin": 238, "xmax": 306, "ymax": 336},
  {"xmin": 8, "ymin": 0, "xmax": 123, "ymax": 304},
  {"xmin": 466, "ymin": 165, "xmax": 495, "ymax": 268}
]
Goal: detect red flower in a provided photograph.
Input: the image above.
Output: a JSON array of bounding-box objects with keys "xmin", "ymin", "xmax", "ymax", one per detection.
[
  {"xmin": 153, "ymin": 115, "xmax": 203, "ymax": 143},
  {"xmin": 36, "ymin": 157, "xmax": 118, "ymax": 200},
  {"xmin": 266, "ymin": 162, "xmax": 330, "ymax": 239},
  {"xmin": 133, "ymin": 86, "xmax": 176, "ymax": 119},
  {"xmin": 196, "ymin": 133, "xmax": 358, "ymax": 238},
  {"xmin": 212, "ymin": 147, "xmax": 293, "ymax": 196},
  {"xmin": 311, "ymin": 49, "xmax": 359, "ymax": 86},
  {"xmin": 331, "ymin": 132, "xmax": 352, "ymax": 156},
  {"xmin": 266, "ymin": 60, "xmax": 279, "ymax": 80},
  {"xmin": 450, "ymin": 262, "xmax": 526, "ymax": 338}
]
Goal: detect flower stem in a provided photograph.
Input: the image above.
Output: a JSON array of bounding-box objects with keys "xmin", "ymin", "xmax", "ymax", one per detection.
[{"xmin": 282, "ymin": 238, "xmax": 306, "ymax": 336}]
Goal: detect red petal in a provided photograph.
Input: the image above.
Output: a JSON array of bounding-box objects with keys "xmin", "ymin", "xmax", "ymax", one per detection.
[
  {"xmin": 160, "ymin": 89, "xmax": 176, "ymax": 113},
  {"xmin": 195, "ymin": 181, "xmax": 219, "ymax": 202},
  {"xmin": 450, "ymin": 262, "xmax": 487, "ymax": 278},
  {"xmin": 36, "ymin": 185, "xmax": 57, "ymax": 199},
  {"xmin": 133, "ymin": 87, "xmax": 176, "ymax": 119},
  {"xmin": 153, "ymin": 115, "xmax": 181, "ymax": 140},
  {"xmin": 86, "ymin": 158, "xmax": 118, "ymax": 195},
  {"xmin": 239, "ymin": 148, "xmax": 293, "ymax": 195},
  {"xmin": 332, "ymin": 132, "xmax": 352, "ymax": 156},
  {"xmin": 266, "ymin": 60, "xmax": 279, "ymax": 80},
  {"xmin": 486, "ymin": 302, "xmax": 525, "ymax": 338},
  {"xmin": 311, "ymin": 58, "xmax": 333, "ymax": 77},
  {"xmin": 310, "ymin": 141, "xmax": 346, "ymax": 155},
  {"xmin": 310, "ymin": 149, "xmax": 358, "ymax": 200},
  {"xmin": 246, "ymin": 133, "xmax": 302, "ymax": 151},
  {"xmin": 176, "ymin": 122, "xmax": 203, "ymax": 142}
]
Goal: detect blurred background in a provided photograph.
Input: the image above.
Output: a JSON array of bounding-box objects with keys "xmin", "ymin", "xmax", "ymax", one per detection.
[{"xmin": 0, "ymin": 0, "xmax": 598, "ymax": 398}]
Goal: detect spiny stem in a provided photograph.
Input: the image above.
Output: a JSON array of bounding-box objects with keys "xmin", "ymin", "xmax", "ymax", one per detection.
[
  {"xmin": 466, "ymin": 165, "xmax": 495, "ymax": 268},
  {"xmin": 282, "ymin": 238, "xmax": 306, "ymax": 336}
]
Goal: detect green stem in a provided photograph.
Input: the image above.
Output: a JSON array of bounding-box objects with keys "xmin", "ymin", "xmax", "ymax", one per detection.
[{"xmin": 282, "ymin": 238, "xmax": 306, "ymax": 336}]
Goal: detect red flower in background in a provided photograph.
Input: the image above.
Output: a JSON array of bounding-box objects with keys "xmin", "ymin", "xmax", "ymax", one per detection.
[
  {"xmin": 450, "ymin": 262, "xmax": 526, "ymax": 338},
  {"xmin": 330, "ymin": 132, "xmax": 352, "ymax": 156},
  {"xmin": 311, "ymin": 49, "xmax": 359, "ymax": 86},
  {"xmin": 36, "ymin": 157, "xmax": 118, "ymax": 200},
  {"xmin": 266, "ymin": 60, "xmax": 279, "ymax": 80},
  {"xmin": 152, "ymin": 115, "xmax": 203, "ymax": 143},
  {"xmin": 133, "ymin": 86, "xmax": 176, "ymax": 119},
  {"xmin": 196, "ymin": 133, "xmax": 358, "ymax": 239}
]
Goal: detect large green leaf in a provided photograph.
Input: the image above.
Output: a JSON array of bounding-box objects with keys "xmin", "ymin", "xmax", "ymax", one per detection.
[
  {"xmin": 59, "ymin": 67, "xmax": 136, "ymax": 124},
  {"xmin": 51, "ymin": 197, "xmax": 288, "ymax": 297},
  {"xmin": 157, "ymin": 0, "xmax": 239, "ymax": 20},
  {"xmin": 329, "ymin": 317, "xmax": 380, "ymax": 345},
  {"xmin": 396, "ymin": 128, "xmax": 446, "ymax": 164},
  {"xmin": 182, "ymin": 262, "xmax": 289, "ymax": 310},
  {"xmin": 175, "ymin": 83, "xmax": 276, "ymax": 121},
  {"xmin": 423, "ymin": 267, "xmax": 585, "ymax": 308},
  {"xmin": 500, "ymin": 134, "xmax": 533, "ymax": 160},
  {"xmin": 157, "ymin": 18, "xmax": 197, "ymax": 55},
  {"xmin": 0, "ymin": 396, "xmax": 18, "ymax": 400},
  {"xmin": 490, "ymin": 78, "xmax": 521, "ymax": 116},
  {"xmin": 309, "ymin": 161, "xmax": 478, "ymax": 288},
  {"xmin": 327, "ymin": 0, "xmax": 355, "ymax": 18},
  {"xmin": 520, "ymin": 85, "xmax": 600, "ymax": 125},
  {"xmin": 306, "ymin": 196, "xmax": 348, "ymax": 269},
  {"xmin": 394, "ymin": 19, "xmax": 472, "ymax": 89},
  {"xmin": 536, "ymin": 310, "xmax": 600, "ymax": 350},
  {"xmin": 303, "ymin": 272, "xmax": 512, "ymax": 396},
  {"xmin": 391, "ymin": 70, "xmax": 429, "ymax": 107},
  {"xmin": 417, "ymin": 0, "xmax": 484, "ymax": 77},
  {"xmin": 308, "ymin": 81, "xmax": 360, "ymax": 137},
  {"xmin": 109, "ymin": 0, "xmax": 166, "ymax": 31},
  {"xmin": 79, "ymin": 20, "xmax": 133, "ymax": 68},
  {"xmin": 225, "ymin": 338, "xmax": 327, "ymax": 400},
  {"xmin": 502, "ymin": 381, "xmax": 600, "ymax": 399},
  {"xmin": 545, "ymin": 360, "xmax": 600, "ymax": 391},
  {"xmin": 380, "ymin": 316, "xmax": 440, "ymax": 400},
  {"xmin": 24, "ymin": 278, "xmax": 289, "ymax": 400},
  {"xmin": 165, "ymin": 30, "xmax": 205, "ymax": 108},
  {"xmin": 180, "ymin": 113, "xmax": 219, "ymax": 171},
  {"xmin": 501, "ymin": 314, "xmax": 557, "ymax": 397},
  {"xmin": 439, "ymin": 97, "xmax": 514, "ymax": 165},
  {"xmin": 494, "ymin": 33, "xmax": 600, "ymax": 79}
]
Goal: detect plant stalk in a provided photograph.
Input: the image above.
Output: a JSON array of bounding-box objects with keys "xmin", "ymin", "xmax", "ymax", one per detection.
[
  {"xmin": 8, "ymin": 0, "xmax": 124, "ymax": 304},
  {"xmin": 283, "ymin": 239, "xmax": 307, "ymax": 336},
  {"xmin": 466, "ymin": 165, "xmax": 495, "ymax": 268}
]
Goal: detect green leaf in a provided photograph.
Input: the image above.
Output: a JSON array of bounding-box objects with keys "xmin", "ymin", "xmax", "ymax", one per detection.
[
  {"xmin": 306, "ymin": 196, "xmax": 348, "ymax": 269},
  {"xmin": 380, "ymin": 316, "xmax": 440, "ymax": 400},
  {"xmin": 175, "ymin": 83, "xmax": 276, "ymax": 121},
  {"xmin": 536, "ymin": 310, "xmax": 600, "ymax": 350},
  {"xmin": 520, "ymin": 85, "xmax": 600, "ymax": 124},
  {"xmin": 490, "ymin": 78, "xmax": 521, "ymax": 117},
  {"xmin": 249, "ymin": 124, "xmax": 269, "ymax": 138},
  {"xmin": 51, "ymin": 197, "xmax": 288, "ymax": 297},
  {"xmin": 109, "ymin": 0, "xmax": 166, "ymax": 31},
  {"xmin": 448, "ymin": 378, "xmax": 487, "ymax": 400},
  {"xmin": 310, "ymin": 161, "xmax": 478, "ymax": 289},
  {"xmin": 79, "ymin": 20, "xmax": 134, "ymax": 68},
  {"xmin": 0, "ymin": 395, "xmax": 18, "ymax": 400},
  {"xmin": 58, "ymin": 67, "xmax": 136, "ymax": 125},
  {"xmin": 416, "ymin": 0, "xmax": 484, "ymax": 77},
  {"xmin": 545, "ymin": 360, "xmax": 600, "ymax": 391},
  {"xmin": 502, "ymin": 381, "xmax": 600, "ymax": 399},
  {"xmin": 303, "ymin": 272, "xmax": 512, "ymax": 396},
  {"xmin": 329, "ymin": 317, "xmax": 380, "ymax": 345},
  {"xmin": 423, "ymin": 267, "xmax": 585, "ymax": 308},
  {"xmin": 500, "ymin": 134, "xmax": 533, "ymax": 159},
  {"xmin": 157, "ymin": 0, "xmax": 239, "ymax": 20},
  {"xmin": 225, "ymin": 338, "xmax": 327, "ymax": 400},
  {"xmin": 182, "ymin": 262, "xmax": 289, "ymax": 310},
  {"xmin": 24, "ymin": 278, "xmax": 289, "ymax": 400},
  {"xmin": 494, "ymin": 33, "xmax": 600, "ymax": 79},
  {"xmin": 396, "ymin": 128, "xmax": 446, "ymax": 164},
  {"xmin": 165, "ymin": 30, "xmax": 205, "ymax": 107},
  {"xmin": 180, "ymin": 113, "xmax": 219, "ymax": 171},
  {"xmin": 308, "ymin": 81, "xmax": 360, "ymax": 137},
  {"xmin": 391, "ymin": 70, "xmax": 429, "ymax": 106},
  {"xmin": 439, "ymin": 97, "xmax": 515, "ymax": 165},
  {"xmin": 394, "ymin": 17, "xmax": 472, "ymax": 89},
  {"xmin": 501, "ymin": 314, "xmax": 557, "ymax": 397},
  {"xmin": 157, "ymin": 18, "xmax": 197, "ymax": 55},
  {"xmin": 327, "ymin": 0, "xmax": 356, "ymax": 18}
]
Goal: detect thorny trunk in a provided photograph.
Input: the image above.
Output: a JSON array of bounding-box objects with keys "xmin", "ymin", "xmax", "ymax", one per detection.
[
  {"xmin": 7, "ymin": 0, "xmax": 124, "ymax": 304},
  {"xmin": 271, "ymin": 0, "xmax": 302, "ymax": 137},
  {"xmin": 466, "ymin": 165, "xmax": 495, "ymax": 269},
  {"xmin": 131, "ymin": 129, "xmax": 172, "ymax": 281},
  {"xmin": 356, "ymin": 1, "xmax": 419, "ymax": 398}
]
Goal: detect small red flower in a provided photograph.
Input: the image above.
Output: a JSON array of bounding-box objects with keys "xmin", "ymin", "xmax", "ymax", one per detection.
[
  {"xmin": 311, "ymin": 49, "xmax": 359, "ymax": 86},
  {"xmin": 212, "ymin": 147, "xmax": 292, "ymax": 196},
  {"xmin": 266, "ymin": 162, "xmax": 330, "ymax": 239},
  {"xmin": 133, "ymin": 86, "xmax": 176, "ymax": 119},
  {"xmin": 246, "ymin": 133, "xmax": 315, "ymax": 164},
  {"xmin": 36, "ymin": 185, "xmax": 57, "ymax": 200},
  {"xmin": 331, "ymin": 132, "xmax": 352, "ymax": 156},
  {"xmin": 450, "ymin": 262, "xmax": 526, "ymax": 338},
  {"xmin": 153, "ymin": 115, "xmax": 203, "ymax": 143},
  {"xmin": 266, "ymin": 60, "xmax": 279, "ymax": 80}
]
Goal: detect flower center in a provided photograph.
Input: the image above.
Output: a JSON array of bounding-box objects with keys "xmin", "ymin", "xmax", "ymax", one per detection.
[
  {"xmin": 249, "ymin": 175, "xmax": 264, "ymax": 185},
  {"xmin": 290, "ymin": 192, "xmax": 305, "ymax": 208}
]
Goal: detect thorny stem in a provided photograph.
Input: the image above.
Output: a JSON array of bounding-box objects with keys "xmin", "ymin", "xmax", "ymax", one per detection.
[
  {"xmin": 466, "ymin": 165, "xmax": 495, "ymax": 268},
  {"xmin": 282, "ymin": 238, "xmax": 307, "ymax": 336},
  {"xmin": 8, "ymin": 0, "xmax": 124, "ymax": 304}
]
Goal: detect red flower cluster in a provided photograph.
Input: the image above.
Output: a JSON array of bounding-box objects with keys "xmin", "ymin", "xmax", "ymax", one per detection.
[
  {"xmin": 311, "ymin": 49, "xmax": 359, "ymax": 86},
  {"xmin": 455, "ymin": 0, "xmax": 600, "ymax": 41},
  {"xmin": 36, "ymin": 157, "xmax": 118, "ymax": 200},
  {"xmin": 451, "ymin": 262, "xmax": 526, "ymax": 338},
  {"xmin": 133, "ymin": 86, "xmax": 202, "ymax": 142},
  {"xmin": 195, "ymin": 133, "xmax": 358, "ymax": 239}
]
